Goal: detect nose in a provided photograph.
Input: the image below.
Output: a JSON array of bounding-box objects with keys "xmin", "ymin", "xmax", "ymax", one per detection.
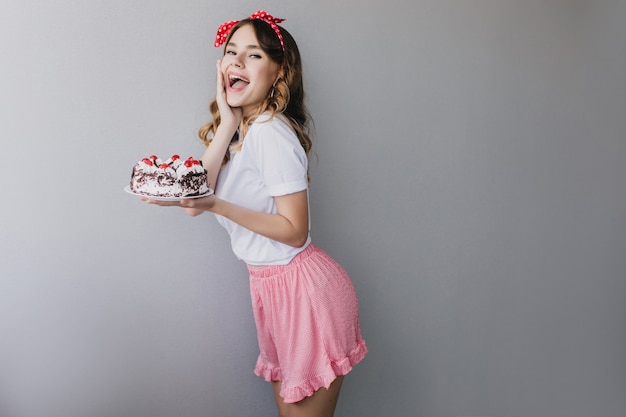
[{"xmin": 231, "ymin": 55, "xmax": 243, "ymax": 68}]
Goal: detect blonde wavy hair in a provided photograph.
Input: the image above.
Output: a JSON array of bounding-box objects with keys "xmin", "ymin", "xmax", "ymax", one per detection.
[{"xmin": 198, "ymin": 20, "xmax": 312, "ymax": 166}]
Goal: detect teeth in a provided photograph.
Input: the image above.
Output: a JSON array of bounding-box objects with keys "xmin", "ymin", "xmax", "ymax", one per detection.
[{"xmin": 229, "ymin": 75, "xmax": 248, "ymax": 83}]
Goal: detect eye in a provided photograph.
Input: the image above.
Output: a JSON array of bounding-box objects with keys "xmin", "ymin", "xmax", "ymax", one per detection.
[
  {"xmin": 225, "ymin": 49, "xmax": 236, "ymax": 56},
  {"xmin": 249, "ymin": 53, "xmax": 262, "ymax": 59}
]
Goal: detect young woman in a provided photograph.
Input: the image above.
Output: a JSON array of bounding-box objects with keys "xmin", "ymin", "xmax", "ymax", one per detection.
[{"xmin": 142, "ymin": 11, "xmax": 367, "ymax": 417}]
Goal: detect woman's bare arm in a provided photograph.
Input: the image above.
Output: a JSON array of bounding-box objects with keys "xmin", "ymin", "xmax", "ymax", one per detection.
[{"xmin": 142, "ymin": 190, "xmax": 309, "ymax": 248}]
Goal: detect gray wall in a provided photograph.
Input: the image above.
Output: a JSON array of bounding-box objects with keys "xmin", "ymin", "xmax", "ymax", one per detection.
[{"xmin": 1, "ymin": 1, "xmax": 624, "ymax": 416}]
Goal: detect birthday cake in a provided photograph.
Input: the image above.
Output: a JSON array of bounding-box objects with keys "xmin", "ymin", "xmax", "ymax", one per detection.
[{"xmin": 129, "ymin": 155, "xmax": 210, "ymax": 197}]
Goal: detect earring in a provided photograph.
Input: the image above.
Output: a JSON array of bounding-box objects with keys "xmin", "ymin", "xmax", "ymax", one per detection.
[{"xmin": 271, "ymin": 78, "xmax": 281, "ymax": 100}]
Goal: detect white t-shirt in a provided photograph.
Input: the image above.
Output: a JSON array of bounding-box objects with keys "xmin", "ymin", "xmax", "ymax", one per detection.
[{"xmin": 214, "ymin": 113, "xmax": 311, "ymax": 265}]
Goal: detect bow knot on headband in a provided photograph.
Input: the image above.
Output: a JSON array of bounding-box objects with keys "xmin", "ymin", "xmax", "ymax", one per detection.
[{"xmin": 214, "ymin": 10, "xmax": 285, "ymax": 51}]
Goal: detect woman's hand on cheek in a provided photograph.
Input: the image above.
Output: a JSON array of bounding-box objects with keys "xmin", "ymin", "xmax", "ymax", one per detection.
[{"xmin": 216, "ymin": 59, "xmax": 242, "ymax": 130}]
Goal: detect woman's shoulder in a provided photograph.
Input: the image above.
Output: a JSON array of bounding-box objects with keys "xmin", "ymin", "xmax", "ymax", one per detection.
[
  {"xmin": 251, "ymin": 112, "xmax": 291, "ymax": 129},
  {"xmin": 243, "ymin": 114, "xmax": 305, "ymax": 162},
  {"xmin": 248, "ymin": 113, "xmax": 297, "ymax": 142}
]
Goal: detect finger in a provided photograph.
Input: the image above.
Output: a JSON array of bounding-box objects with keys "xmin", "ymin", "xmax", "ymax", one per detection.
[
  {"xmin": 216, "ymin": 59, "xmax": 224, "ymax": 94},
  {"xmin": 146, "ymin": 199, "xmax": 181, "ymax": 207}
]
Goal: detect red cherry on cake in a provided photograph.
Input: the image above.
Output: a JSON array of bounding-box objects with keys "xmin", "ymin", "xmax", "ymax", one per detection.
[
  {"xmin": 172, "ymin": 154, "xmax": 180, "ymax": 160},
  {"xmin": 142, "ymin": 158, "xmax": 153, "ymax": 166},
  {"xmin": 159, "ymin": 163, "xmax": 169, "ymax": 168},
  {"xmin": 184, "ymin": 160, "xmax": 193, "ymax": 168},
  {"xmin": 149, "ymin": 155, "xmax": 158, "ymax": 160}
]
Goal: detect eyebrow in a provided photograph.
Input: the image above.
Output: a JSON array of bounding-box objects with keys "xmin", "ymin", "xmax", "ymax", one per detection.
[{"xmin": 226, "ymin": 42, "xmax": 262, "ymax": 50}]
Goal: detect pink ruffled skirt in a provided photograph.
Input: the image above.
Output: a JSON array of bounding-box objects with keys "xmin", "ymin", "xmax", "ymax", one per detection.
[{"xmin": 247, "ymin": 244, "xmax": 367, "ymax": 403}]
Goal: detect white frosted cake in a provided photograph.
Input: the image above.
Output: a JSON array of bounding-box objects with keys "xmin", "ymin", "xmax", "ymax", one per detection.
[{"xmin": 129, "ymin": 155, "xmax": 210, "ymax": 197}]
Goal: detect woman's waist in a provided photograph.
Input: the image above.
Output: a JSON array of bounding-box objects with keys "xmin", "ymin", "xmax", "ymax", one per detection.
[{"xmin": 246, "ymin": 241, "xmax": 313, "ymax": 277}]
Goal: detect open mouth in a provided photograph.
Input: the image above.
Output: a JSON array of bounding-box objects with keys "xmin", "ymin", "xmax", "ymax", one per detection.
[{"xmin": 228, "ymin": 74, "xmax": 249, "ymax": 88}]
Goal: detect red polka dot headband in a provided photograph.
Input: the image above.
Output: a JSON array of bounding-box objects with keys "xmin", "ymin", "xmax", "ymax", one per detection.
[{"xmin": 214, "ymin": 10, "xmax": 285, "ymax": 51}]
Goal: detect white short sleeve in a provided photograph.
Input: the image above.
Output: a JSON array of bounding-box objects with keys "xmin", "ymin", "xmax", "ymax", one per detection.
[{"xmin": 247, "ymin": 116, "xmax": 308, "ymax": 196}]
